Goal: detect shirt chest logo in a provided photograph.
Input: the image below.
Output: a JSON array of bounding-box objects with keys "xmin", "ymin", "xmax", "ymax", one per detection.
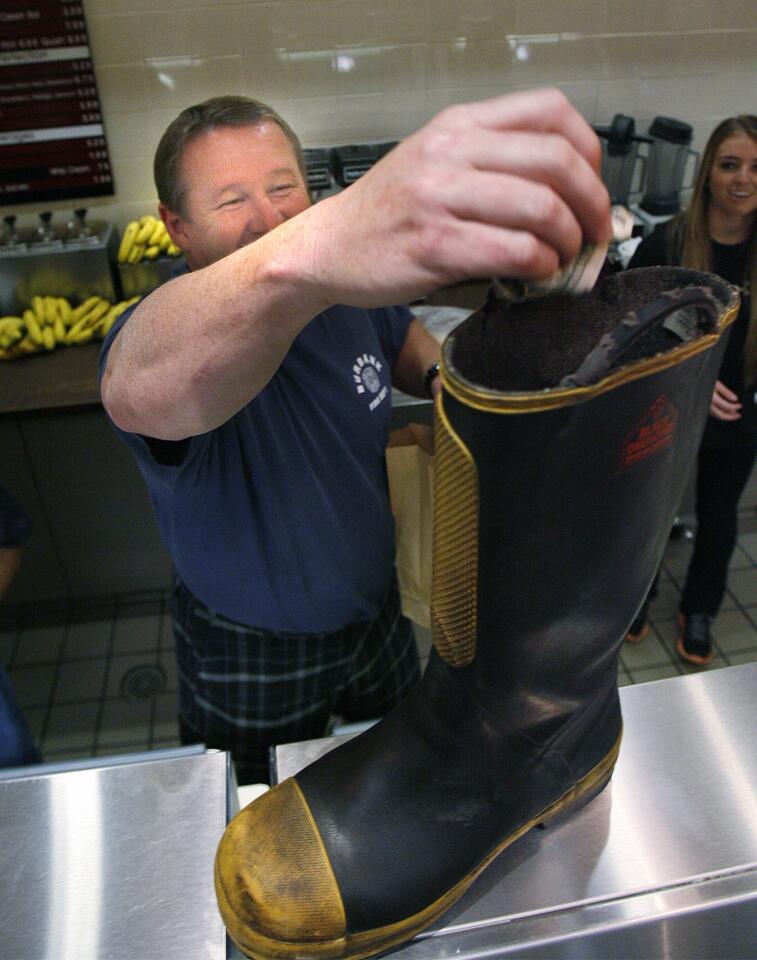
[{"xmin": 353, "ymin": 353, "xmax": 388, "ymax": 411}]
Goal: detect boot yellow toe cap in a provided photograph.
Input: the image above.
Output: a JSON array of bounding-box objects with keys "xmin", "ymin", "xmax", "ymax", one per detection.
[{"xmin": 215, "ymin": 777, "xmax": 347, "ymax": 959}]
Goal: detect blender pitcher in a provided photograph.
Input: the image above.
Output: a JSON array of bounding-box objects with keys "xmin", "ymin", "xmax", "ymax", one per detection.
[
  {"xmin": 639, "ymin": 116, "xmax": 699, "ymax": 216},
  {"xmin": 594, "ymin": 114, "xmax": 649, "ymax": 207}
]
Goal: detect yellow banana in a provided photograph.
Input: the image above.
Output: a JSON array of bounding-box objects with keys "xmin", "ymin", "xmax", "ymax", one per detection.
[
  {"xmin": 117, "ymin": 220, "xmax": 139, "ymax": 263},
  {"xmin": 0, "ymin": 316, "xmax": 24, "ymax": 336},
  {"xmin": 64, "ymin": 300, "xmax": 112, "ymax": 343},
  {"xmin": 54, "ymin": 314, "xmax": 66, "ymax": 343},
  {"xmin": 98, "ymin": 296, "xmax": 140, "ymax": 338},
  {"xmin": 144, "ymin": 244, "xmax": 160, "ymax": 260},
  {"xmin": 43, "ymin": 296, "xmax": 58, "ymax": 326},
  {"xmin": 167, "ymin": 243, "xmax": 182, "ymax": 256},
  {"xmin": 57, "ymin": 298, "xmax": 72, "ymax": 326},
  {"xmin": 128, "ymin": 243, "xmax": 145, "ymax": 264},
  {"xmin": 42, "ymin": 325, "xmax": 55, "ymax": 351},
  {"xmin": 159, "ymin": 230, "xmax": 172, "ymax": 252},
  {"xmin": 135, "ymin": 215, "xmax": 157, "ymax": 245},
  {"xmin": 70, "ymin": 295, "xmax": 103, "ymax": 323},
  {"xmin": 31, "ymin": 295, "xmax": 46, "ymax": 324},
  {"xmin": 77, "ymin": 299, "xmax": 111, "ymax": 327},
  {"xmin": 23, "ymin": 308, "xmax": 44, "ymax": 345},
  {"xmin": 97, "ymin": 306, "xmax": 119, "ymax": 338},
  {"xmin": 69, "ymin": 327, "xmax": 95, "ymax": 345},
  {"xmin": 148, "ymin": 219, "xmax": 166, "ymax": 246},
  {"xmin": 0, "ymin": 334, "xmax": 37, "ymax": 358}
]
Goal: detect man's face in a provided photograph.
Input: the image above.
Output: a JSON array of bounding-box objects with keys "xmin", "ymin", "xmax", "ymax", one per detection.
[{"xmin": 160, "ymin": 122, "xmax": 311, "ymax": 270}]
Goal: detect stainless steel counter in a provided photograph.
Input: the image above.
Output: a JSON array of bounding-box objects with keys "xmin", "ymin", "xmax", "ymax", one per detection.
[
  {"xmin": 0, "ymin": 747, "xmax": 234, "ymax": 960},
  {"xmin": 275, "ymin": 663, "xmax": 757, "ymax": 959}
]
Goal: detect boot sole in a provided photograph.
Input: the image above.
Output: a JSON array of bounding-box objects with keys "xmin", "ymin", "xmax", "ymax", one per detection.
[{"xmin": 217, "ymin": 732, "xmax": 622, "ymax": 960}]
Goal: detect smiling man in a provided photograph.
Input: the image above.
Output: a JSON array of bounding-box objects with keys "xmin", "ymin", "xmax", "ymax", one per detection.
[{"xmin": 100, "ymin": 92, "xmax": 611, "ymax": 784}]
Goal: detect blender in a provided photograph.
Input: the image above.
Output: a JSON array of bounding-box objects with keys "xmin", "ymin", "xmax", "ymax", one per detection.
[
  {"xmin": 593, "ymin": 114, "xmax": 649, "ymax": 207},
  {"xmin": 634, "ymin": 116, "xmax": 700, "ymax": 234}
]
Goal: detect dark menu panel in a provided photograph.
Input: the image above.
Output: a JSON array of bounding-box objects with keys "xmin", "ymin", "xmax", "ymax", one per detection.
[{"xmin": 0, "ymin": 1, "xmax": 114, "ymax": 205}]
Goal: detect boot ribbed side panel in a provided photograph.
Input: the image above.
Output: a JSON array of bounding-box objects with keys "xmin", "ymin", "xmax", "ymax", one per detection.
[{"xmin": 431, "ymin": 395, "xmax": 479, "ymax": 668}]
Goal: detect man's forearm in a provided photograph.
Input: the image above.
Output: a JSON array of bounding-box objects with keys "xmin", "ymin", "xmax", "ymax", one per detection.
[{"xmin": 101, "ymin": 211, "xmax": 330, "ymax": 440}]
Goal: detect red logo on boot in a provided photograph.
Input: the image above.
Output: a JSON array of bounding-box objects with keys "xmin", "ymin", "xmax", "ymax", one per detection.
[{"xmin": 620, "ymin": 395, "xmax": 678, "ymax": 470}]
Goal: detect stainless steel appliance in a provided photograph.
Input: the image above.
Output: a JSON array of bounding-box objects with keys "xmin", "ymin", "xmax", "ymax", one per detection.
[
  {"xmin": 594, "ymin": 113, "xmax": 650, "ymax": 207},
  {"xmin": 0, "ymin": 209, "xmax": 120, "ymax": 313},
  {"xmin": 638, "ymin": 115, "xmax": 699, "ymax": 216}
]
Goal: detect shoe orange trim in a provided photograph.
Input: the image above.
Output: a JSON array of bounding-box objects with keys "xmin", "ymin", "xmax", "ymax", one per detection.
[
  {"xmin": 624, "ymin": 622, "xmax": 649, "ymax": 644},
  {"xmin": 676, "ymin": 613, "xmax": 714, "ymax": 666}
]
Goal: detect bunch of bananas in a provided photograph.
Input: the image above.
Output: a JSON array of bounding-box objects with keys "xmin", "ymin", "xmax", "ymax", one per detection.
[
  {"xmin": 0, "ymin": 294, "xmax": 141, "ymax": 360},
  {"xmin": 117, "ymin": 214, "xmax": 181, "ymax": 264}
]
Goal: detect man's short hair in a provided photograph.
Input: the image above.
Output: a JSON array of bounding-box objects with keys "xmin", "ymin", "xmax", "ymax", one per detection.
[{"xmin": 154, "ymin": 95, "xmax": 307, "ymax": 217}]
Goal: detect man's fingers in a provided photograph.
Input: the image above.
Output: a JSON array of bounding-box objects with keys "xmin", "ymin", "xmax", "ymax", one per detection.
[
  {"xmin": 412, "ymin": 217, "xmax": 564, "ymax": 285},
  {"xmin": 458, "ymin": 88, "xmax": 610, "ymax": 244},
  {"xmin": 439, "ymin": 129, "xmax": 610, "ymax": 261},
  {"xmin": 440, "ymin": 169, "xmax": 584, "ymax": 269}
]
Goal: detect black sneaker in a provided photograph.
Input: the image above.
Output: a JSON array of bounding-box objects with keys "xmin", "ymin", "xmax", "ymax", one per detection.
[
  {"xmin": 625, "ymin": 612, "xmax": 649, "ymax": 644},
  {"xmin": 677, "ymin": 612, "xmax": 713, "ymax": 666}
]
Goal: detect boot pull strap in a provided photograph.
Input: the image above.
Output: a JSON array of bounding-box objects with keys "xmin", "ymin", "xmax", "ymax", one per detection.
[{"xmin": 560, "ymin": 286, "xmax": 720, "ymax": 389}]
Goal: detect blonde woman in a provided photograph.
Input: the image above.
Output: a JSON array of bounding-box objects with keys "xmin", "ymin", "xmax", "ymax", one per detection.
[{"xmin": 627, "ymin": 114, "xmax": 757, "ymax": 664}]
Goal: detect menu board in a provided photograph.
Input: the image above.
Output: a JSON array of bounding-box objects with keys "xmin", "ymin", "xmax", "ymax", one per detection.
[{"xmin": 0, "ymin": 0, "xmax": 114, "ymax": 205}]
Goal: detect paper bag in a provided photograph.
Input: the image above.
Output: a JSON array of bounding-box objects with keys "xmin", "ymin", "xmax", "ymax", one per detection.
[{"xmin": 387, "ymin": 424, "xmax": 434, "ymax": 629}]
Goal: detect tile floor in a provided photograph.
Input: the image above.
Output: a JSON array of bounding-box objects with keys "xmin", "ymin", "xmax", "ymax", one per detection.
[{"xmin": 2, "ymin": 471, "xmax": 756, "ymax": 767}]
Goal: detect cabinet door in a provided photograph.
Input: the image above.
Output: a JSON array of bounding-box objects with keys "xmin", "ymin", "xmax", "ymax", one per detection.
[
  {"xmin": 16, "ymin": 407, "xmax": 171, "ymax": 600},
  {"xmin": 0, "ymin": 416, "xmax": 67, "ymax": 605}
]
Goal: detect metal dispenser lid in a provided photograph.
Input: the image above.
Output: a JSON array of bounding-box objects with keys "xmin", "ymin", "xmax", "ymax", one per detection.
[{"xmin": 649, "ymin": 116, "xmax": 693, "ymax": 145}]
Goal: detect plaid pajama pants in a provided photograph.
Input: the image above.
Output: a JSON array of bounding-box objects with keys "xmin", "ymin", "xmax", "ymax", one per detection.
[{"xmin": 171, "ymin": 576, "xmax": 420, "ymax": 785}]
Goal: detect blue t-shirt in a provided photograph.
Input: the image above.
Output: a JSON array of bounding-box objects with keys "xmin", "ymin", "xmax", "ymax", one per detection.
[{"xmin": 99, "ymin": 296, "xmax": 411, "ymax": 633}]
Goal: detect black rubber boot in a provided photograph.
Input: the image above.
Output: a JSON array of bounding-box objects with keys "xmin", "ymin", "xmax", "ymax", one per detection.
[{"xmin": 215, "ymin": 267, "xmax": 738, "ymax": 960}]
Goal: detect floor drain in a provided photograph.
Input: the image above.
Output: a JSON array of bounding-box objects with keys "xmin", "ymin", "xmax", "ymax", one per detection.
[{"xmin": 120, "ymin": 663, "xmax": 167, "ymax": 702}]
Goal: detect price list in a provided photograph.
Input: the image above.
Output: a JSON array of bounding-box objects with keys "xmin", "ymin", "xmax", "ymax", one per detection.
[{"xmin": 0, "ymin": 0, "xmax": 114, "ymax": 205}]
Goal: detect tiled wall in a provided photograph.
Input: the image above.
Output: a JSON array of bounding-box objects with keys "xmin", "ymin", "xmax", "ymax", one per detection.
[{"xmin": 5, "ymin": 0, "xmax": 756, "ymax": 229}]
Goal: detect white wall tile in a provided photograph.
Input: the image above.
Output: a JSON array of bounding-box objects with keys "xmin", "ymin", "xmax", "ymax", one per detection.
[
  {"xmin": 515, "ymin": 0, "xmax": 609, "ymax": 37},
  {"xmin": 595, "ymin": 79, "xmax": 639, "ymax": 124},
  {"xmin": 97, "ymin": 62, "xmax": 149, "ymax": 113},
  {"xmin": 508, "ymin": 36, "xmax": 604, "ymax": 86},
  {"xmin": 236, "ymin": 3, "xmax": 287, "ymax": 53},
  {"xmin": 188, "ymin": 5, "xmax": 244, "ymax": 59},
  {"xmin": 428, "ymin": 39, "xmax": 513, "ymax": 90},
  {"xmin": 88, "ymin": 13, "xmax": 146, "ymax": 65},
  {"xmin": 373, "ymin": 0, "xmax": 428, "ymax": 44},
  {"xmin": 331, "ymin": 45, "xmax": 427, "ymax": 95},
  {"xmin": 425, "ymin": 0, "xmax": 516, "ymax": 42},
  {"xmin": 105, "ymin": 110, "xmax": 159, "ymax": 162}
]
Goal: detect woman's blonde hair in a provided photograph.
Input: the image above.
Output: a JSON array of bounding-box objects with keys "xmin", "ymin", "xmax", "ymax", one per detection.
[{"xmin": 668, "ymin": 115, "xmax": 757, "ymax": 384}]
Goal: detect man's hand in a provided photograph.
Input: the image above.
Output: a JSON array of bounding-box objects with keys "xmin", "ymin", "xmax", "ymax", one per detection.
[
  {"xmin": 298, "ymin": 87, "xmax": 612, "ymax": 309},
  {"xmin": 710, "ymin": 380, "xmax": 742, "ymax": 421}
]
